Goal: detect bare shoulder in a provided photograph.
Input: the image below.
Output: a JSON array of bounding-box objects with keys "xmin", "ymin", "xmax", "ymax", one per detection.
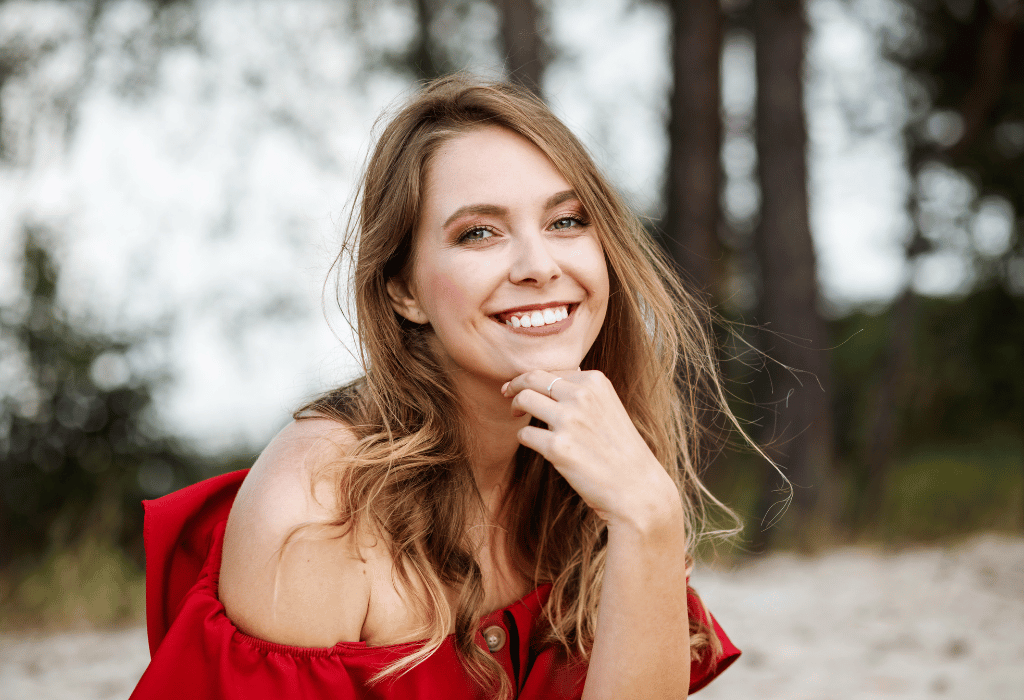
[
  {"xmin": 220, "ymin": 417, "xmax": 371, "ymax": 647},
  {"xmin": 230, "ymin": 417, "xmax": 357, "ymax": 525}
]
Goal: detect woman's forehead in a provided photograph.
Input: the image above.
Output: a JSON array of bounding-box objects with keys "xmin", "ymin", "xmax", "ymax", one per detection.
[{"xmin": 419, "ymin": 126, "xmax": 574, "ymax": 222}]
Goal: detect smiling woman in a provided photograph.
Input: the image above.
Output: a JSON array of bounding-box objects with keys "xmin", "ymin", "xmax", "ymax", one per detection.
[
  {"xmin": 387, "ymin": 126, "xmax": 609, "ymax": 390},
  {"xmin": 130, "ymin": 75, "xmax": 742, "ymax": 700}
]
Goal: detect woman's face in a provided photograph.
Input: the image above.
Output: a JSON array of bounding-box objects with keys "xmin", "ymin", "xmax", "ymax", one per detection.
[{"xmin": 388, "ymin": 126, "xmax": 609, "ymax": 387}]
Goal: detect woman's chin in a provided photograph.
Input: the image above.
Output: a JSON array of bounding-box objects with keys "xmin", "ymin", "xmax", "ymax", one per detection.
[{"xmin": 502, "ymin": 356, "xmax": 585, "ymax": 378}]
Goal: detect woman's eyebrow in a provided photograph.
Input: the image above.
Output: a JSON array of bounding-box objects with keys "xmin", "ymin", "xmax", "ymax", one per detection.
[
  {"xmin": 443, "ymin": 204, "xmax": 507, "ymax": 229},
  {"xmin": 545, "ymin": 190, "xmax": 579, "ymax": 209},
  {"xmin": 441, "ymin": 190, "xmax": 580, "ymax": 229}
]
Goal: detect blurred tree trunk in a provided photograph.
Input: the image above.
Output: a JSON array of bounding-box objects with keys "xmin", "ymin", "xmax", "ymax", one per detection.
[
  {"xmin": 854, "ymin": 203, "xmax": 931, "ymax": 530},
  {"xmin": 947, "ymin": 5, "xmax": 1019, "ymax": 158},
  {"xmin": 663, "ymin": 0, "xmax": 722, "ymax": 298},
  {"xmin": 496, "ymin": 0, "xmax": 545, "ymax": 94},
  {"xmin": 857, "ymin": 287, "xmax": 914, "ymax": 528},
  {"xmin": 750, "ymin": 0, "xmax": 836, "ymax": 551},
  {"xmin": 409, "ymin": 0, "xmax": 450, "ymax": 81}
]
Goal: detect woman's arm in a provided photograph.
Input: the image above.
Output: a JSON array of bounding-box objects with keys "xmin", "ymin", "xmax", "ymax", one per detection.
[
  {"xmin": 219, "ymin": 418, "xmax": 371, "ymax": 647},
  {"xmin": 504, "ymin": 370, "xmax": 692, "ymax": 698},
  {"xmin": 589, "ymin": 491, "xmax": 691, "ymax": 697}
]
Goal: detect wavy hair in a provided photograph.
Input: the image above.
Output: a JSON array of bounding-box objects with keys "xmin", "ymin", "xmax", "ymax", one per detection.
[{"xmin": 297, "ymin": 74, "xmax": 742, "ymax": 699}]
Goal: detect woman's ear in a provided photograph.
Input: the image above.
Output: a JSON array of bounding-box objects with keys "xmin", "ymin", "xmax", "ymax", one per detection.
[{"xmin": 386, "ymin": 276, "xmax": 429, "ymax": 324}]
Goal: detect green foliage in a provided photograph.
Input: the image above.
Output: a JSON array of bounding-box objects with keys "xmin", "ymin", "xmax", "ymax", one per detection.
[
  {"xmin": 875, "ymin": 440, "xmax": 1022, "ymax": 541},
  {"xmin": 830, "ymin": 286, "xmax": 1024, "ymax": 452},
  {"xmin": 886, "ymin": 0, "xmax": 1024, "ymax": 281},
  {"xmin": 703, "ymin": 283, "xmax": 1024, "ymax": 552},
  {"xmin": 827, "ymin": 285, "xmax": 1024, "ymax": 539},
  {"xmin": 907, "ymin": 288, "xmax": 1024, "ymax": 440},
  {"xmin": 0, "ymin": 227, "xmax": 199, "ymax": 571},
  {"xmin": 703, "ymin": 436, "xmax": 1021, "ymax": 559},
  {"xmin": 0, "ymin": 535, "xmax": 146, "ymax": 630}
]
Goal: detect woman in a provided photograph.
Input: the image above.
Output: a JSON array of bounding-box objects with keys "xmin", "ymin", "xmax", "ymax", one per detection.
[{"xmin": 131, "ymin": 75, "xmax": 741, "ymax": 699}]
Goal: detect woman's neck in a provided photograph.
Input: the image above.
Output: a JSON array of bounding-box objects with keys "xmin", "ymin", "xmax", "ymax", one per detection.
[
  {"xmin": 448, "ymin": 370, "xmax": 531, "ymax": 510},
  {"xmin": 444, "ymin": 369, "xmax": 536, "ymax": 604}
]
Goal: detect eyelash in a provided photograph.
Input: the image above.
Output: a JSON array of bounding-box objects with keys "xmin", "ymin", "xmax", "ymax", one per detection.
[
  {"xmin": 457, "ymin": 225, "xmax": 496, "ymax": 243},
  {"xmin": 455, "ymin": 214, "xmax": 590, "ymax": 244},
  {"xmin": 551, "ymin": 214, "xmax": 590, "ymax": 230}
]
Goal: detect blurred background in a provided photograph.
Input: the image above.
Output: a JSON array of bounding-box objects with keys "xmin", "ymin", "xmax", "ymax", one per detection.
[{"xmin": 0, "ymin": 0, "xmax": 1021, "ymax": 640}]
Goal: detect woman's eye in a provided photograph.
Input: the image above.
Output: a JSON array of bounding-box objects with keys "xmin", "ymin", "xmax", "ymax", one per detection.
[
  {"xmin": 551, "ymin": 216, "xmax": 586, "ymax": 230},
  {"xmin": 459, "ymin": 226, "xmax": 494, "ymax": 243}
]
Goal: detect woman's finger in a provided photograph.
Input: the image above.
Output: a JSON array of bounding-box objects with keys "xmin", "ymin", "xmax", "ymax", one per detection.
[
  {"xmin": 502, "ymin": 369, "xmax": 577, "ymax": 400},
  {"xmin": 501, "ymin": 369, "xmax": 554, "ymax": 398},
  {"xmin": 516, "ymin": 424, "xmax": 557, "ymax": 461},
  {"xmin": 510, "ymin": 388, "xmax": 560, "ymax": 424}
]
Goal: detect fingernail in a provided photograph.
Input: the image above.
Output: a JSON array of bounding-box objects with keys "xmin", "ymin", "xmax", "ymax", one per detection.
[{"xmin": 501, "ymin": 381, "xmax": 509, "ymax": 395}]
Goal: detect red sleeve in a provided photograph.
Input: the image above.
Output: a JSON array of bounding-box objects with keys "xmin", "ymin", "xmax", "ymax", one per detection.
[
  {"xmin": 142, "ymin": 469, "xmax": 248, "ymax": 656},
  {"xmin": 515, "ymin": 588, "xmax": 740, "ymax": 697},
  {"xmin": 132, "ymin": 481, "xmax": 486, "ymax": 700},
  {"xmin": 687, "ymin": 589, "xmax": 741, "ymax": 693}
]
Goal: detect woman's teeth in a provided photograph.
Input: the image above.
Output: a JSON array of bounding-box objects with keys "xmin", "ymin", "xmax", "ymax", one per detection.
[{"xmin": 505, "ymin": 305, "xmax": 570, "ymax": 328}]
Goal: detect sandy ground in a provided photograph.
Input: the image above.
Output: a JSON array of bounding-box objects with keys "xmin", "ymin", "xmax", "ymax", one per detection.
[{"xmin": 1, "ymin": 533, "xmax": 1021, "ymax": 700}]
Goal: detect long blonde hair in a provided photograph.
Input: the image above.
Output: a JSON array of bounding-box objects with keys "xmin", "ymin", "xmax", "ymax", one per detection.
[{"xmin": 298, "ymin": 74, "xmax": 740, "ymax": 698}]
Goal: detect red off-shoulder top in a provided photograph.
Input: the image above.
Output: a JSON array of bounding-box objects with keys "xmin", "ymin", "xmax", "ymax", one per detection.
[{"xmin": 130, "ymin": 469, "xmax": 739, "ymax": 699}]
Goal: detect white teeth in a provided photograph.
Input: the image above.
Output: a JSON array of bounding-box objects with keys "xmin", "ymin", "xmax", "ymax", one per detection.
[{"xmin": 502, "ymin": 305, "xmax": 571, "ymax": 328}]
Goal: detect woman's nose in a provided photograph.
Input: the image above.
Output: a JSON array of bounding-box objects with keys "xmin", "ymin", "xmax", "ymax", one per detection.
[{"xmin": 509, "ymin": 231, "xmax": 561, "ymax": 285}]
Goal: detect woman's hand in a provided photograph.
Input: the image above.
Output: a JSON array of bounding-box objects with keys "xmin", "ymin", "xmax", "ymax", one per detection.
[
  {"xmin": 501, "ymin": 369, "xmax": 682, "ymax": 530},
  {"xmin": 505, "ymin": 370, "xmax": 693, "ymax": 698}
]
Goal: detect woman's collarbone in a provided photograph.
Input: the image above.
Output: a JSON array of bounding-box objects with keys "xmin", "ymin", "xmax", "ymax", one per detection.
[{"xmin": 359, "ymin": 553, "xmax": 530, "ymax": 646}]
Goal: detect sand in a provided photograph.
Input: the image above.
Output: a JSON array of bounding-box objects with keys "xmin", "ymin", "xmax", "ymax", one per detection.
[
  {"xmin": 2, "ymin": 533, "xmax": 1021, "ymax": 699},
  {"xmin": 693, "ymin": 533, "xmax": 1024, "ymax": 699}
]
